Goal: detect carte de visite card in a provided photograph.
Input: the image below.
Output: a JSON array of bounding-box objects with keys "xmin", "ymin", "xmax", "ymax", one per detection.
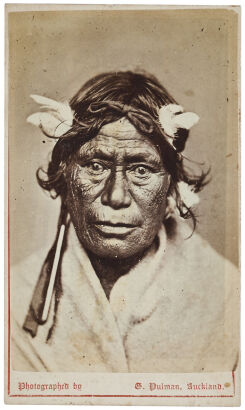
[{"xmin": 5, "ymin": 4, "xmax": 240, "ymax": 406}]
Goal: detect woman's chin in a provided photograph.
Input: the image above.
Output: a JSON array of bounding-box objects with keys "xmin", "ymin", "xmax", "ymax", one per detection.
[{"xmin": 83, "ymin": 237, "xmax": 149, "ymax": 259}]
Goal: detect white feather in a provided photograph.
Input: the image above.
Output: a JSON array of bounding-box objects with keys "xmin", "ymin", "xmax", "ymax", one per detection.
[
  {"xmin": 30, "ymin": 94, "xmax": 61, "ymax": 110},
  {"xmin": 27, "ymin": 113, "xmax": 42, "ymax": 127},
  {"xmin": 159, "ymin": 104, "xmax": 183, "ymax": 136},
  {"xmin": 175, "ymin": 112, "xmax": 199, "ymax": 130},
  {"xmin": 28, "ymin": 94, "xmax": 74, "ymax": 138},
  {"xmin": 159, "ymin": 104, "xmax": 199, "ymax": 137},
  {"xmin": 27, "ymin": 112, "xmax": 71, "ymax": 138},
  {"xmin": 178, "ymin": 181, "xmax": 200, "ymax": 208},
  {"xmin": 30, "ymin": 94, "xmax": 73, "ymax": 126},
  {"xmin": 163, "ymin": 104, "xmax": 184, "ymax": 114}
]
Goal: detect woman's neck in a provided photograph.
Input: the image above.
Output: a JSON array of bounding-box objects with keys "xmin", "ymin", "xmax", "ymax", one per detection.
[{"xmin": 86, "ymin": 250, "xmax": 145, "ymax": 299}]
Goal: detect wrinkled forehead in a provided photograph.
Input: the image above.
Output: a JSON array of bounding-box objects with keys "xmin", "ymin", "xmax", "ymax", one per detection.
[
  {"xmin": 100, "ymin": 117, "xmax": 145, "ymax": 141},
  {"xmin": 77, "ymin": 117, "xmax": 162, "ymax": 159}
]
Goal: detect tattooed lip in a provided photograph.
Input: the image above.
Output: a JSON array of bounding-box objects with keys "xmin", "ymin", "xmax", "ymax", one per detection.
[
  {"xmin": 93, "ymin": 221, "xmax": 138, "ymax": 236},
  {"xmin": 94, "ymin": 221, "xmax": 138, "ymax": 227}
]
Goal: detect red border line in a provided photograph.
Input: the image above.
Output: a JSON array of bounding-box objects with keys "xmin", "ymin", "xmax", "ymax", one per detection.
[
  {"xmin": 8, "ymin": 147, "xmax": 10, "ymax": 396},
  {"xmin": 9, "ymin": 394, "xmax": 234, "ymax": 398},
  {"xmin": 232, "ymin": 370, "xmax": 235, "ymax": 395}
]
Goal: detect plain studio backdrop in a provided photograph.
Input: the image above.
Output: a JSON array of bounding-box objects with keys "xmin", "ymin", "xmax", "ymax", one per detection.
[{"xmin": 8, "ymin": 7, "xmax": 239, "ymax": 266}]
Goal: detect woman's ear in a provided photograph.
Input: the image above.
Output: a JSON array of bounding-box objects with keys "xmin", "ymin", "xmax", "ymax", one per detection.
[{"xmin": 166, "ymin": 176, "xmax": 173, "ymax": 197}]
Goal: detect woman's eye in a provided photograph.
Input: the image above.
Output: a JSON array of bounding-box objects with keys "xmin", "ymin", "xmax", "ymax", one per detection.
[
  {"xmin": 132, "ymin": 165, "xmax": 151, "ymax": 178},
  {"xmin": 87, "ymin": 161, "xmax": 106, "ymax": 174}
]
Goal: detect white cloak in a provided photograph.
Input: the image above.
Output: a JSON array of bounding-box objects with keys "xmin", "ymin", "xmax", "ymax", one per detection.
[{"xmin": 11, "ymin": 218, "xmax": 239, "ymax": 373}]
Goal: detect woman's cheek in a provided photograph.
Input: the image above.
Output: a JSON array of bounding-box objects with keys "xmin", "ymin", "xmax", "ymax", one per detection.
[
  {"xmin": 68, "ymin": 167, "xmax": 106, "ymax": 203},
  {"xmin": 132, "ymin": 174, "xmax": 169, "ymax": 209}
]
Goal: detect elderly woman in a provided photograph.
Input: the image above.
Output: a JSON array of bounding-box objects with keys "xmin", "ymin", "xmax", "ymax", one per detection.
[{"xmin": 11, "ymin": 71, "xmax": 239, "ymax": 372}]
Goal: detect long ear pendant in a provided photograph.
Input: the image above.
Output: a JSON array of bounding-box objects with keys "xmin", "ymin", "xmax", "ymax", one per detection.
[
  {"xmin": 41, "ymin": 222, "xmax": 66, "ymax": 322},
  {"xmin": 23, "ymin": 208, "xmax": 69, "ymax": 337}
]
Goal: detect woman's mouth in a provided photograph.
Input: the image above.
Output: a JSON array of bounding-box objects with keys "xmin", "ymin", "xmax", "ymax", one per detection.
[{"xmin": 93, "ymin": 221, "xmax": 138, "ymax": 237}]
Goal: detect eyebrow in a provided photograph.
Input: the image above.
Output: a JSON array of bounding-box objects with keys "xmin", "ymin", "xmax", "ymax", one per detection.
[
  {"xmin": 123, "ymin": 152, "xmax": 162, "ymax": 167},
  {"xmin": 78, "ymin": 146, "xmax": 114, "ymax": 161},
  {"xmin": 77, "ymin": 146, "xmax": 163, "ymax": 167}
]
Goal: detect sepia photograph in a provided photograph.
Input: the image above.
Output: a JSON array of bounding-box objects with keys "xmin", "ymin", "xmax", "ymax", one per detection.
[{"xmin": 6, "ymin": 4, "xmax": 240, "ymax": 405}]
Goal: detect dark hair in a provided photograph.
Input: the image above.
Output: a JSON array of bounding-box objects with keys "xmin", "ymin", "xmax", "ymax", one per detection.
[{"xmin": 37, "ymin": 70, "xmax": 209, "ymax": 229}]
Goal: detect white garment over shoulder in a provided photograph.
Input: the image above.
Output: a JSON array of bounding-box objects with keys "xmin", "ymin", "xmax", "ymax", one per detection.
[{"xmin": 11, "ymin": 219, "xmax": 239, "ymax": 373}]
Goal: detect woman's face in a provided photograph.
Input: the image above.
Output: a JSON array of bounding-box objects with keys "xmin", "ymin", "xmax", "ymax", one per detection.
[{"xmin": 65, "ymin": 118, "xmax": 170, "ymax": 259}]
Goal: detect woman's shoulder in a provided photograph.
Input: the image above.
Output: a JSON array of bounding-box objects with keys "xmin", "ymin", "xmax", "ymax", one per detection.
[
  {"xmin": 163, "ymin": 217, "xmax": 239, "ymax": 320},
  {"xmin": 10, "ymin": 247, "xmax": 49, "ymax": 326},
  {"xmin": 10, "ymin": 248, "xmax": 53, "ymax": 371},
  {"xmin": 165, "ymin": 216, "xmax": 237, "ymax": 271}
]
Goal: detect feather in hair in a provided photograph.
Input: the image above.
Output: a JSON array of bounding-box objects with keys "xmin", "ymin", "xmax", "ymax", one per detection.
[
  {"xmin": 159, "ymin": 104, "xmax": 199, "ymax": 137},
  {"xmin": 177, "ymin": 181, "xmax": 200, "ymax": 208},
  {"xmin": 165, "ymin": 182, "xmax": 199, "ymax": 219},
  {"xmin": 27, "ymin": 94, "xmax": 74, "ymax": 138},
  {"xmin": 174, "ymin": 112, "xmax": 199, "ymax": 130}
]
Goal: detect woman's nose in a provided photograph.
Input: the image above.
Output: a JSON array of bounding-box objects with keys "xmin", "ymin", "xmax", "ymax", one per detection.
[{"xmin": 101, "ymin": 170, "xmax": 131, "ymax": 209}]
